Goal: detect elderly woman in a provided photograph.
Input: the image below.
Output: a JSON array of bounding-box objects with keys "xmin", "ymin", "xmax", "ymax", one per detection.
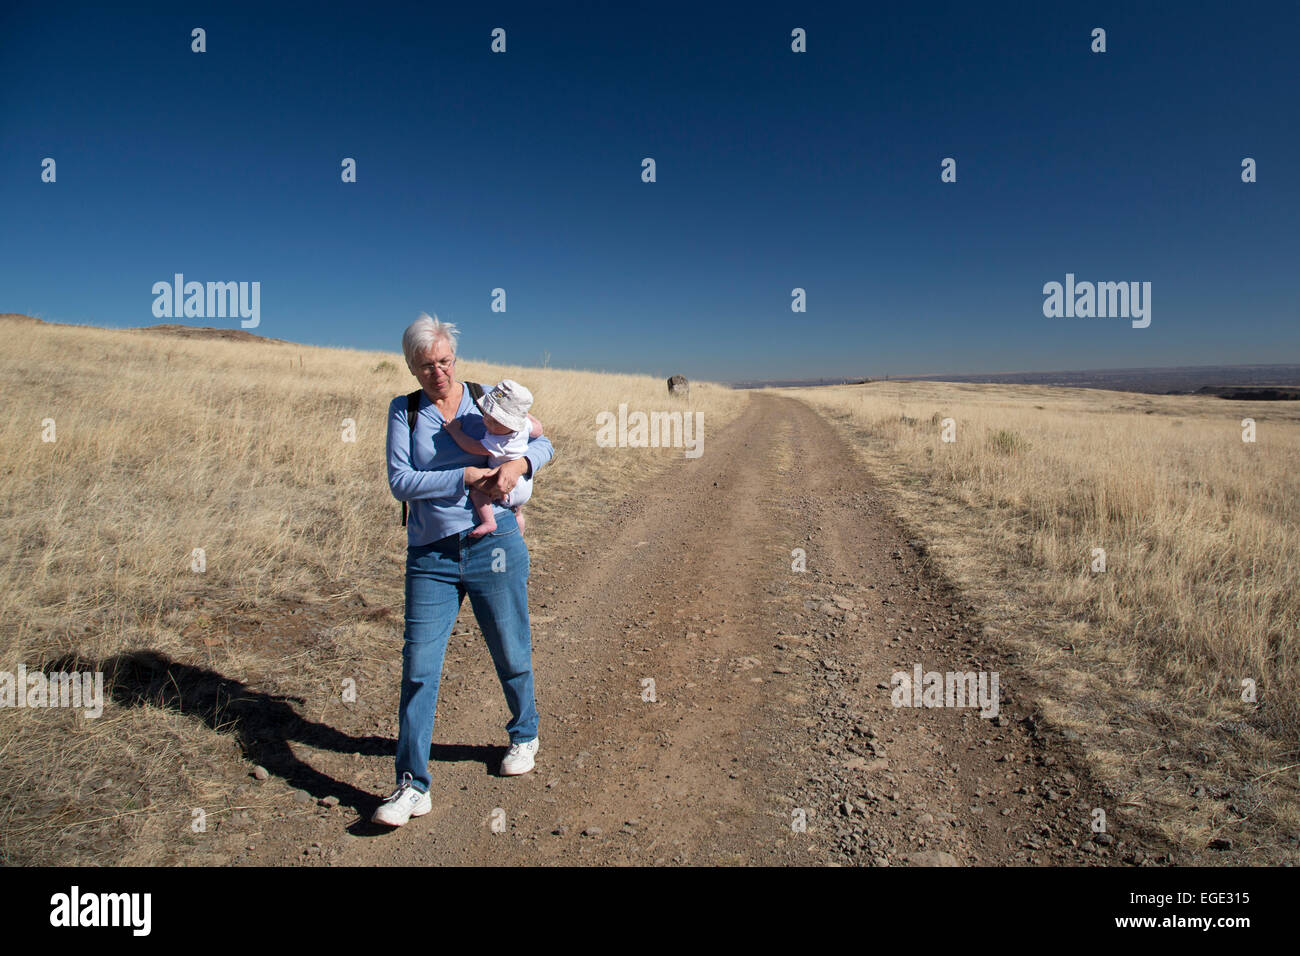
[{"xmin": 373, "ymin": 313, "xmax": 556, "ymax": 827}]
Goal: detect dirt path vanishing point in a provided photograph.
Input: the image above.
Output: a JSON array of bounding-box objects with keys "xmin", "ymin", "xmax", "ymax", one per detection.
[{"xmin": 234, "ymin": 393, "xmax": 1167, "ymax": 867}]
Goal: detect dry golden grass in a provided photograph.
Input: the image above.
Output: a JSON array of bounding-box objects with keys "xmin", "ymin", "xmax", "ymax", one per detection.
[
  {"xmin": 791, "ymin": 380, "xmax": 1300, "ymax": 860},
  {"xmin": 0, "ymin": 315, "xmax": 745, "ymax": 864}
]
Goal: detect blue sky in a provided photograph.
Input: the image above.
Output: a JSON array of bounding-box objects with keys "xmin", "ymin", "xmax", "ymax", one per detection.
[{"xmin": 2, "ymin": 1, "xmax": 1296, "ymax": 382}]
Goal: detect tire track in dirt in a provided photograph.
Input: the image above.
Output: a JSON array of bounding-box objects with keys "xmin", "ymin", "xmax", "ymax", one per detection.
[{"xmin": 240, "ymin": 393, "xmax": 1155, "ymax": 866}]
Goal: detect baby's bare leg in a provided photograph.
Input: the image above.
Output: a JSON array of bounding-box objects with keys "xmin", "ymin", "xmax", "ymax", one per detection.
[
  {"xmin": 512, "ymin": 506, "xmax": 525, "ymax": 534},
  {"xmin": 468, "ymin": 488, "xmax": 497, "ymax": 538}
]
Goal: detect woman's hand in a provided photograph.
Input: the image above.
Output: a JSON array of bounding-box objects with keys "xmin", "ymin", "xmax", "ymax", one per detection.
[
  {"xmin": 472, "ymin": 458, "xmax": 527, "ymax": 499},
  {"xmin": 464, "ymin": 465, "xmax": 498, "ymax": 488}
]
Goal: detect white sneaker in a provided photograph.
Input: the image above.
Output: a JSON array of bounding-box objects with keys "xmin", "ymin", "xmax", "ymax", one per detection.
[
  {"xmin": 499, "ymin": 737, "xmax": 539, "ymax": 776},
  {"xmin": 372, "ymin": 772, "xmax": 432, "ymax": 826}
]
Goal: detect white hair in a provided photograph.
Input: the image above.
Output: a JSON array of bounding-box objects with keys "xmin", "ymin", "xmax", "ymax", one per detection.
[{"xmin": 402, "ymin": 313, "xmax": 459, "ymax": 371}]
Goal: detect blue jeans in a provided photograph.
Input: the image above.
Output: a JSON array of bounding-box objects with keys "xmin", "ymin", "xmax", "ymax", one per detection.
[{"xmin": 394, "ymin": 509, "xmax": 537, "ymax": 792}]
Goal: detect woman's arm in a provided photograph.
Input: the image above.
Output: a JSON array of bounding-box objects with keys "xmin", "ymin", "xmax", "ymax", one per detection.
[
  {"xmin": 443, "ymin": 417, "xmax": 492, "ymax": 457},
  {"xmin": 386, "ymin": 397, "xmax": 469, "ymax": 502},
  {"xmin": 523, "ymin": 433, "xmax": 555, "ymax": 478}
]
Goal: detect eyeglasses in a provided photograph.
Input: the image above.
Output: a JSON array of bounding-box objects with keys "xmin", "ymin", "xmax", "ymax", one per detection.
[{"xmin": 418, "ymin": 357, "xmax": 456, "ymax": 373}]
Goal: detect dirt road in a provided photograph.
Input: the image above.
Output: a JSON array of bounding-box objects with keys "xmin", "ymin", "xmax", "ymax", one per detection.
[{"xmin": 232, "ymin": 393, "xmax": 1157, "ymax": 866}]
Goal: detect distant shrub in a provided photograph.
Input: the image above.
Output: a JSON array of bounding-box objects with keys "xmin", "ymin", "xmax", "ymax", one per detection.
[
  {"xmin": 372, "ymin": 360, "xmax": 397, "ymax": 373},
  {"xmin": 930, "ymin": 412, "xmax": 943, "ymax": 426},
  {"xmin": 899, "ymin": 415, "xmax": 919, "ymax": 427}
]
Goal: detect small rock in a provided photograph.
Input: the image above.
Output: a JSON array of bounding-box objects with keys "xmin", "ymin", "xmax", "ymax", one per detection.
[
  {"xmin": 582, "ymin": 826, "xmax": 603, "ymax": 838},
  {"xmin": 252, "ymin": 766, "xmax": 269, "ymax": 781}
]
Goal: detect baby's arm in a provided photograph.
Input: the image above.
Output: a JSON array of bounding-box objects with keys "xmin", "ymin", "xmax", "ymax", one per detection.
[
  {"xmin": 527, "ymin": 413, "xmax": 543, "ymax": 440},
  {"xmin": 443, "ymin": 417, "xmax": 491, "ymax": 456}
]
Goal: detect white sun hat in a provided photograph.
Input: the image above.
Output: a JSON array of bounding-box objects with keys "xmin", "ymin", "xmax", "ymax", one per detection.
[{"xmin": 474, "ymin": 379, "xmax": 533, "ymax": 432}]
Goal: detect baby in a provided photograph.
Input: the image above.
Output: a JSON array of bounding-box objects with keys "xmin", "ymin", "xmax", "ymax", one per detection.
[{"xmin": 444, "ymin": 379, "xmax": 543, "ymax": 538}]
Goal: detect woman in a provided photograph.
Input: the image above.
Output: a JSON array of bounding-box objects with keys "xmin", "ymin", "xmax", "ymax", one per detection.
[{"xmin": 374, "ymin": 313, "xmax": 555, "ymax": 827}]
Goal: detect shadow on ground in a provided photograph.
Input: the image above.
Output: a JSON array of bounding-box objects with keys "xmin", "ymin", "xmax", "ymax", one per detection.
[{"xmin": 45, "ymin": 651, "xmax": 510, "ymax": 837}]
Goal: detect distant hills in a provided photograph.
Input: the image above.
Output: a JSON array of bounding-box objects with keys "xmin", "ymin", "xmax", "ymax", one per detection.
[
  {"xmin": 1192, "ymin": 384, "xmax": 1300, "ymax": 401},
  {"xmin": 0, "ymin": 314, "xmax": 292, "ymax": 345},
  {"xmin": 735, "ymin": 365, "xmax": 1300, "ymax": 398},
  {"xmin": 732, "ymin": 376, "xmax": 872, "ymax": 390},
  {"xmin": 129, "ymin": 323, "xmax": 293, "ymax": 345},
  {"xmin": 894, "ymin": 365, "xmax": 1300, "ymax": 397}
]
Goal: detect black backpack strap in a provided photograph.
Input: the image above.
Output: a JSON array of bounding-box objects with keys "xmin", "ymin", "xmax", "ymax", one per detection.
[
  {"xmin": 466, "ymin": 380, "xmax": 484, "ymax": 405},
  {"xmin": 400, "ymin": 389, "xmax": 422, "ymax": 527}
]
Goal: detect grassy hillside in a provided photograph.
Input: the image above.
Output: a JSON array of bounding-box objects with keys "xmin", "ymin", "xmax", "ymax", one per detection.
[
  {"xmin": 0, "ymin": 316, "xmax": 744, "ymax": 864},
  {"xmin": 792, "ymin": 380, "xmax": 1300, "ymax": 854}
]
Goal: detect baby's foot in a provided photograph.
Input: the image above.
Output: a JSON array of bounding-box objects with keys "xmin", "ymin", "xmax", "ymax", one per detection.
[{"xmin": 469, "ymin": 516, "xmax": 497, "ymax": 538}]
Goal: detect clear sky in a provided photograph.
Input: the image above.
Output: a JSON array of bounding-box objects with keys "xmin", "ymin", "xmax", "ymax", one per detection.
[{"xmin": 1, "ymin": 1, "xmax": 1296, "ymax": 382}]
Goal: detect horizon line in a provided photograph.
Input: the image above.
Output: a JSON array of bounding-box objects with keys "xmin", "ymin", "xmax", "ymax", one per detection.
[{"xmin": 6, "ymin": 312, "xmax": 1300, "ymax": 386}]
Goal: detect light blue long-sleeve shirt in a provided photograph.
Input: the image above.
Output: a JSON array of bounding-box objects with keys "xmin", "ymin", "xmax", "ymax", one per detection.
[{"xmin": 387, "ymin": 384, "xmax": 556, "ymax": 546}]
